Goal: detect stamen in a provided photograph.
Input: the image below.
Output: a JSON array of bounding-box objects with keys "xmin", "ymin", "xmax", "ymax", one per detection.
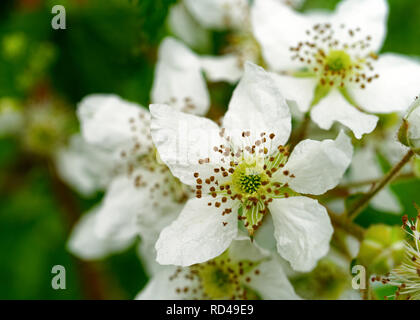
[{"xmin": 290, "ymin": 23, "xmax": 379, "ymax": 90}]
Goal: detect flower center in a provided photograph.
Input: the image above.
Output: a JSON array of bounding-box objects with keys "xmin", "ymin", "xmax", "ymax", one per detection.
[
  {"xmin": 170, "ymin": 252, "xmax": 261, "ymax": 300},
  {"xmin": 194, "ymin": 131, "xmax": 300, "ymax": 236},
  {"xmin": 199, "ymin": 265, "xmax": 235, "ymax": 299},
  {"xmin": 231, "ymin": 159, "xmax": 266, "ymax": 196},
  {"xmin": 290, "ymin": 23, "xmax": 379, "ymax": 90}
]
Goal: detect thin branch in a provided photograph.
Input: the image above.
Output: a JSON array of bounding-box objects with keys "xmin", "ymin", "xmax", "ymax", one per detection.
[
  {"xmin": 328, "ymin": 209, "xmax": 365, "ymax": 241},
  {"xmin": 347, "ymin": 149, "xmax": 415, "ymax": 220}
]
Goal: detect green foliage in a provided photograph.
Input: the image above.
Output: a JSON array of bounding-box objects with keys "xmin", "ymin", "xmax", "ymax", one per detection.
[
  {"xmin": 1, "ymin": 0, "xmax": 420, "ymax": 300},
  {"xmin": 0, "ymin": 167, "xmax": 83, "ymax": 299}
]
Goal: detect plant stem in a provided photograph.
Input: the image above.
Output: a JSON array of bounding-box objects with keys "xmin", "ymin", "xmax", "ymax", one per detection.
[
  {"xmin": 320, "ymin": 172, "xmax": 415, "ymax": 201},
  {"xmin": 347, "ymin": 149, "xmax": 415, "ymax": 220},
  {"xmin": 338, "ymin": 172, "xmax": 414, "ymax": 189},
  {"xmin": 328, "ymin": 209, "xmax": 365, "ymax": 241},
  {"xmin": 363, "ymin": 270, "xmax": 372, "ymax": 300}
]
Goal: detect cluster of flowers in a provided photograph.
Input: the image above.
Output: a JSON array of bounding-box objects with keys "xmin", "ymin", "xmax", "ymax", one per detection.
[{"xmin": 60, "ymin": 0, "xmax": 420, "ymax": 299}]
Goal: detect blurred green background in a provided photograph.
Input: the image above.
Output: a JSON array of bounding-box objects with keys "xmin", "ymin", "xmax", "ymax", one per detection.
[{"xmin": 0, "ymin": 0, "xmax": 419, "ymax": 299}]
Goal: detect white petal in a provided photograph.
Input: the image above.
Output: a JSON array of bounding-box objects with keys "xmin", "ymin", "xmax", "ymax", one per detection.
[
  {"xmin": 150, "ymin": 103, "xmax": 224, "ymax": 186},
  {"xmin": 326, "ymin": 198, "xmax": 346, "ymax": 215},
  {"xmin": 167, "ymin": 3, "xmax": 211, "ymax": 51},
  {"xmin": 371, "ymin": 189, "xmax": 402, "ymax": 214},
  {"xmin": 228, "ymin": 237, "xmax": 269, "ymax": 262},
  {"xmin": 223, "ymin": 62, "xmax": 292, "ymax": 148},
  {"xmin": 155, "ymin": 196, "xmax": 238, "ymax": 266},
  {"xmin": 247, "ymin": 256, "xmax": 301, "ymax": 299},
  {"xmin": 270, "ymin": 73, "xmax": 317, "ymax": 113},
  {"xmin": 310, "ymin": 90, "xmax": 378, "ymax": 139},
  {"xmin": 380, "ymin": 137, "xmax": 411, "ymax": 173},
  {"xmin": 281, "ymin": 131, "xmax": 353, "ymax": 195},
  {"xmin": 251, "ymin": 0, "xmax": 310, "ymax": 71},
  {"xmin": 137, "ymin": 237, "xmax": 164, "ymax": 277},
  {"xmin": 152, "ymin": 37, "xmax": 210, "ymax": 116},
  {"xmin": 254, "ymin": 213, "xmax": 277, "ymax": 252},
  {"xmin": 351, "ymin": 54, "xmax": 420, "ymax": 114},
  {"xmin": 184, "ymin": 0, "xmax": 249, "ymax": 30},
  {"xmin": 407, "ymin": 100, "xmax": 420, "ymax": 149},
  {"xmin": 269, "ymin": 197, "xmax": 333, "ymax": 272},
  {"xmin": 94, "ymin": 168, "xmax": 169, "ymax": 242},
  {"xmin": 135, "ymin": 266, "xmax": 190, "ymax": 300},
  {"xmin": 94, "ymin": 175, "xmax": 140, "ymax": 241},
  {"xmin": 339, "ymin": 289, "xmax": 362, "ymax": 300},
  {"xmin": 200, "ymin": 54, "xmax": 243, "ymax": 84},
  {"xmin": 77, "ymin": 94, "xmax": 151, "ymax": 154},
  {"xmin": 55, "ymin": 134, "xmax": 113, "ymax": 196},
  {"xmin": 67, "ymin": 208, "xmax": 134, "ymax": 260},
  {"xmin": 348, "ymin": 146, "xmax": 381, "ymax": 181},
  {"xmin": 331, "ymin": 0, "xmax": 388, "ymax": 52}
]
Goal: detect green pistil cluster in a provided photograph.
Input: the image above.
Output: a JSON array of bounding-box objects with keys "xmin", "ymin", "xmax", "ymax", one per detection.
[
  {"xmin": 239, "ymin": 173, "xmax": 262, "ymax": 194},
  {"xmin": 325, "ymin": 50, "xmax": 352, "ymax": 72}
]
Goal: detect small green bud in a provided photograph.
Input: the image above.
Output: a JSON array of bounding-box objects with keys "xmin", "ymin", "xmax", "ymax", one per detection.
[
  {"xmin": 0, "ymin": 98, "xmax": 23, "ymax": 136},
  {"xmin": 291, "ymin": 259, "xmax": 349, "ymax": 300},
  {"xmin": 2, "ymin": 32, "xmax": 26, "ymax": 59},
  {"xmin": 397, "ymin": 119, "xmax": 410, "ymax": 147},
  {"xmin": 357, "ymin": 224, "xmax": 405, "ymax": 275},
  {"xmin": 401, "ymin": 96, "xmax": 420, "ymax": 155},
  {"xmin": 23, "ymin": 99, "xmax": 77, "ymax": 156}
]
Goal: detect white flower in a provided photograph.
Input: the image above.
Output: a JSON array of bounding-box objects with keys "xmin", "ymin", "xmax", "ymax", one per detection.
[
  {"xmin": 151, "ymin": 62, "xmax": 353, "ymax": 271},
  {"xmin": 181, "ymin": 0, "xmax": 305, "ymax": 31},
  {"xmin": 69, "ymin": 94, "xmax": 189, "ymax": 261},
  {"xmin": 136, "ymin": 237, "xmax": 300, "ymax": 300},
  {"xmin": 251, "ymin": 0, "xmax": 420, "ymax": 138},
  {"xmin": 168, "ymin": 0, "xmax": 306, "ymax": 84},
  {"xmin": 71, "ymin": 38, "xmax": 209, "ymax": 262}
]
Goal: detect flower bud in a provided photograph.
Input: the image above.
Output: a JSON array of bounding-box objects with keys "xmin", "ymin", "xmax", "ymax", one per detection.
[
  {"xmin": 0, "ymin": 98, "xmax": 23, "ymax": 136},
  {"xmin": 291, "ymin": 259, "xmax": 350, "ymax": 300},
  {"xmin": 399, "ymin": 96, "xmax": 420, "ymax": 154},
  {"xmin": 357, "ymin": 224, "xmax": 405, "ymax": 275}
]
